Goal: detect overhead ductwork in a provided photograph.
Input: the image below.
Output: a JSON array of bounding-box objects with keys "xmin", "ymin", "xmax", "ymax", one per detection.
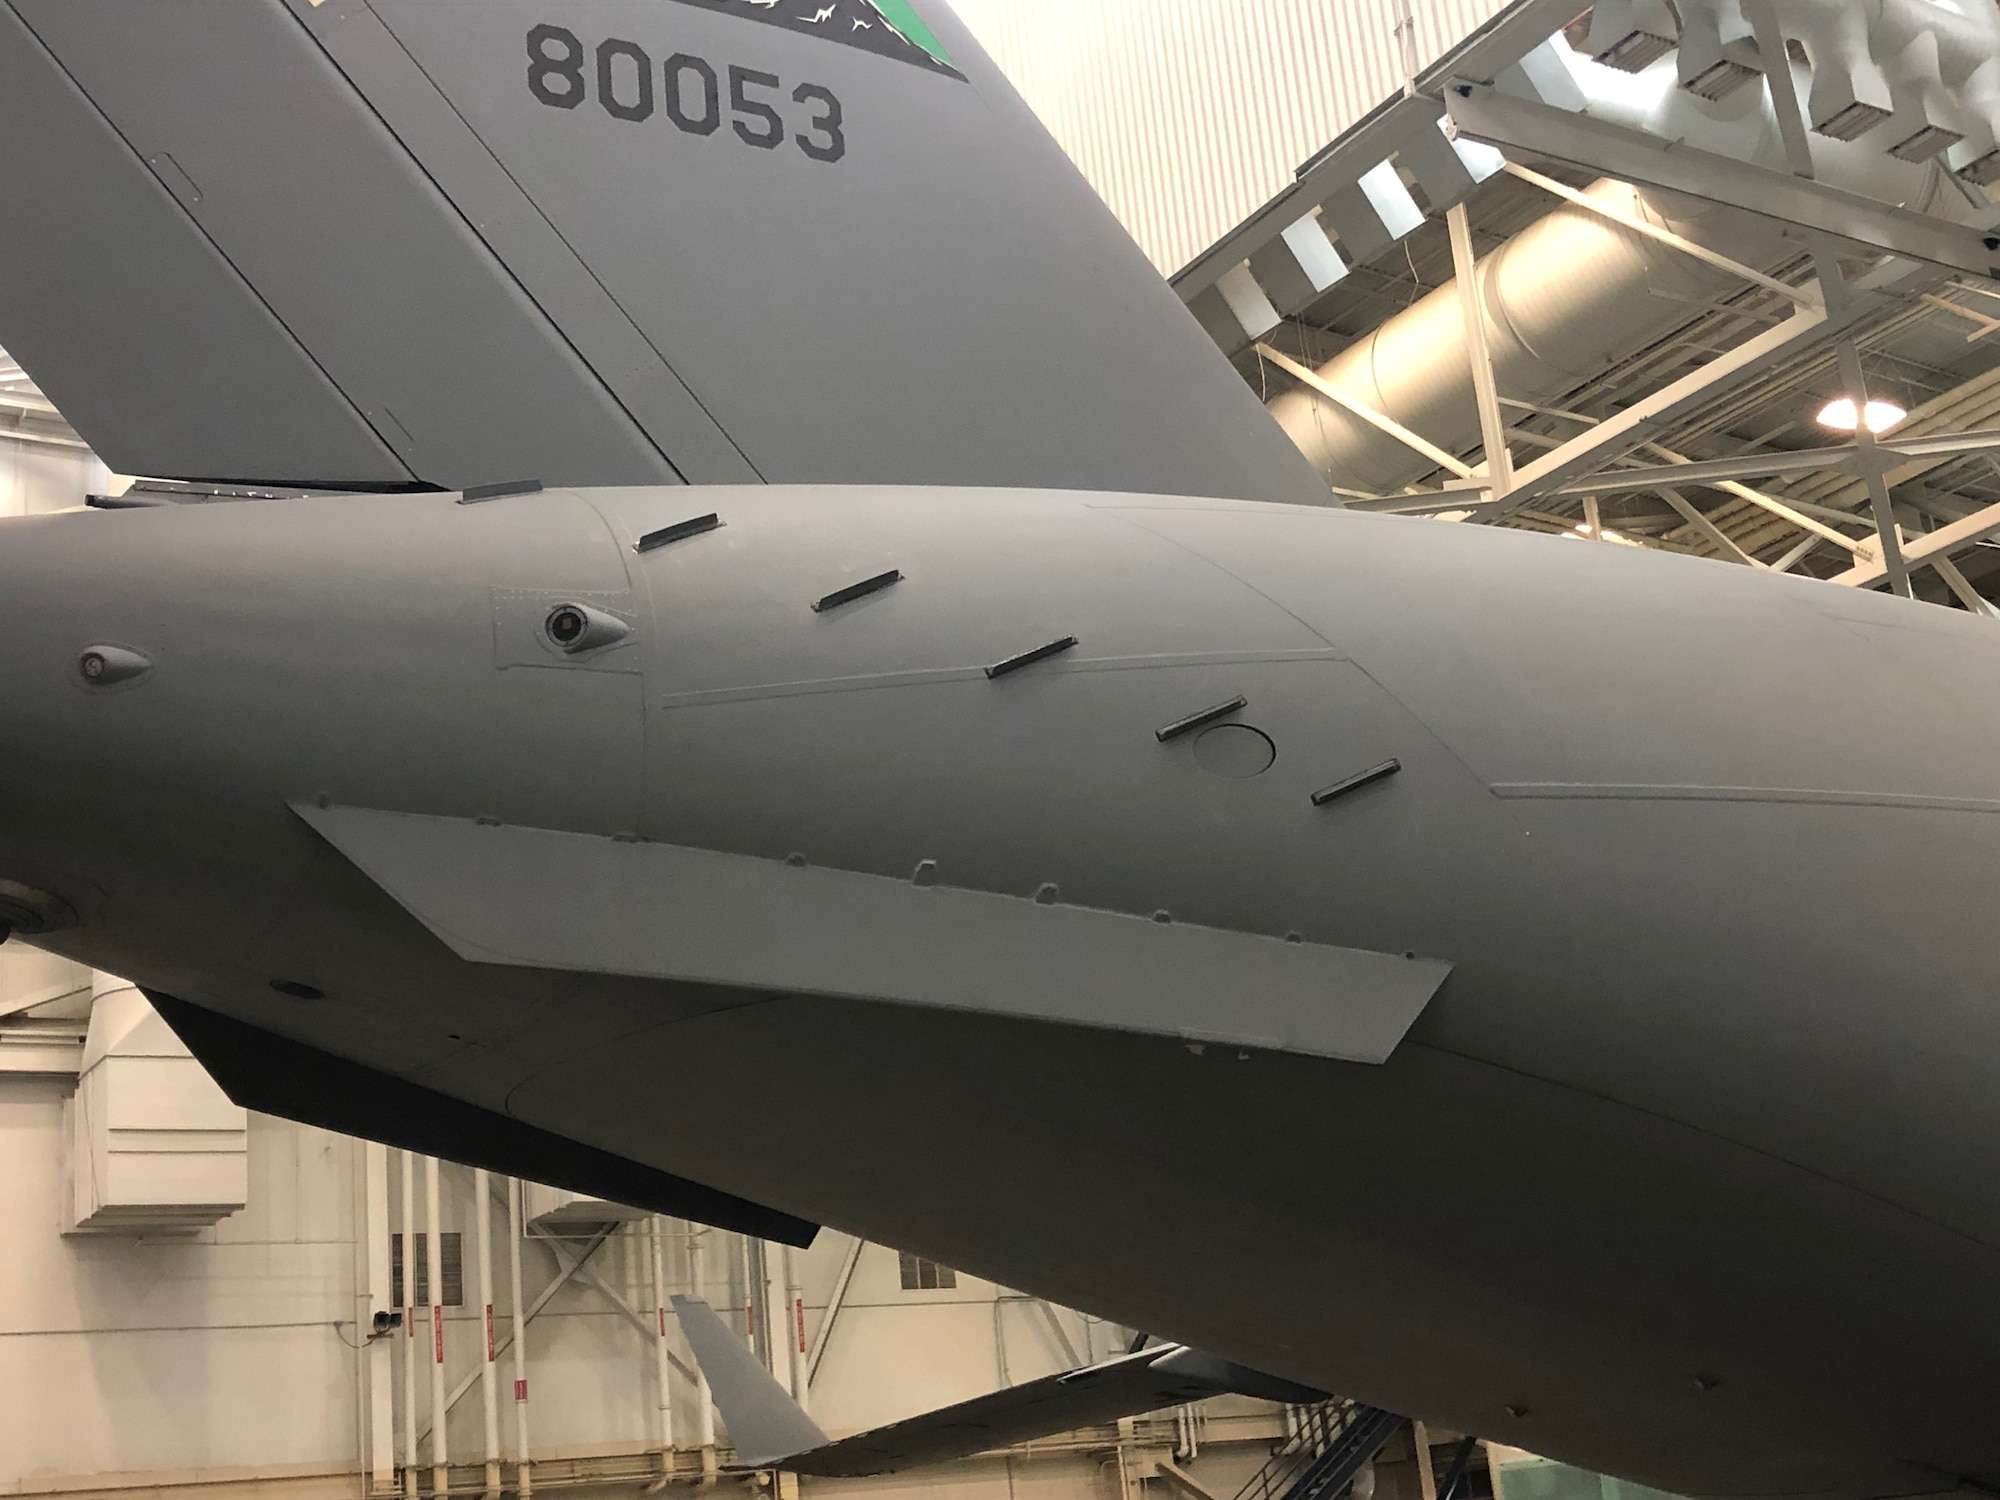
[{"xmin": 1269, "ymin": 21, "xmax": 1992, "ymax": 497}]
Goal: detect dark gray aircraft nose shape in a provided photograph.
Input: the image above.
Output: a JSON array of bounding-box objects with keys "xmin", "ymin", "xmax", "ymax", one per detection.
[{"xmin": 7, "ymin": 487, "xmax": 2000, "ymax": 1500}]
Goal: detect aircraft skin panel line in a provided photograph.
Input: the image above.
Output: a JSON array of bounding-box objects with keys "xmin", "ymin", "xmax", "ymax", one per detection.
[
  {"xmin": 287, "ymin": 0, "xmax": 762, "ymax": 485},
  {"xmin": 0, "ymin": 0, "xmax": 1329, "ymax": 499},
  {"xmin": 292, "ymin": 802, "xmax": 1454, "ymax": 1067},
  {"xmin": 0, "ymin": 0, "xmax": 414, "ymax": 486}
]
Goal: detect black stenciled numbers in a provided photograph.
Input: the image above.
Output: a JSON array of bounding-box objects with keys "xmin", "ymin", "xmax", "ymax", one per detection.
[
  {"xmin": 596, "ymin": 38, "xmax": 654, "ymax": 122},
  {"xmin": 665, "ymin": 53, "xmax": 720, "ymax": 135},
  {"xmin": 526, "ymin": 24, "xmax": 586, "ymax": 109},
  {"xmin": 527, "ymin": 24, "xmax": 844, "ymax": 164},
  {"xmin": 728, "ymin": 67, "xmax": 784, "ymax": 148},
  {"xmin": 793, "ymin": 83, "xmax": 845, "ymax": 162}
]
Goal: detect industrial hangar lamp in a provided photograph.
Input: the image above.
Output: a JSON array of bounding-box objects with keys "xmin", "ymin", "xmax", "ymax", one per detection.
[{"xmin": 1816, "ymin": 397, "xmax": 1909, "ymax": 435}]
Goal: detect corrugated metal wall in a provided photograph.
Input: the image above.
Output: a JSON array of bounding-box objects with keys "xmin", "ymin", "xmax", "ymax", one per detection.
[{"xmin": 951, "ymin": 0, "xmax": 1516, "ymax": 274}]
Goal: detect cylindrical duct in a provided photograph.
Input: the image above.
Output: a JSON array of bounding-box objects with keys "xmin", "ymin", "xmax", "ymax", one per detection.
[{"xmin": 1268, "ymin": 40, "xmax": 1974, "ymax": 494}]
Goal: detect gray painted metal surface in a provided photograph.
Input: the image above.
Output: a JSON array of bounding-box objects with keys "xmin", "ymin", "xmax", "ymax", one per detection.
[
  {"xmin": 3, "ymin": 485, "xmax": 2000, "ymax": 1500},
  {"xmin": 0, "ymin": 0, "xmax": 1326, "ymax": 504},
  {"xmin": 4, "ymin": 5, "xmax": 2000, "ymax": 1498},
  {"xmin": 10, "ymin": 0, "xmax": 686, "ymax": 491},
  {"xmin": 670, "ymin": 1296, "xmax": 829, "ymax": 1467},
  {"xmin": 0, "ymin": 4, "xmax": 409, "ymax": 485},
  {"xmin": 296, "ymin": 804, "xmax": 1449, "ymax": 1065}
]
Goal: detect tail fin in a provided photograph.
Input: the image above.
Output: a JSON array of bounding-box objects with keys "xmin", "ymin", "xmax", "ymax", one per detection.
[{"xmin": 0, "ymin": 0, "xmax": 1323, "ymax": 503}]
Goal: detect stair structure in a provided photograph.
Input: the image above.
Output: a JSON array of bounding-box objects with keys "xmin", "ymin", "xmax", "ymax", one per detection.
[{"xmin": 1232, "ymin": 1401, "xmax": 1410, "ymax": 1500}]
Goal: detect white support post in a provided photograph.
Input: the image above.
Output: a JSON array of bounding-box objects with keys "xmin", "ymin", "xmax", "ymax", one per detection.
[
  {"xmin": 1658, "ymin": 487, "xmax": 1766, "ymax": 567},
  {"xmin": 782, "ymin": 1244, "xmax": 808, "ymax": 1412},
  {"xmin": 402, "ymin": 1151, "xmax": 419, "ymax": 1500},
  {"xmin": 1255, "ymin": 343, "xmax": 1476, "ymax": 479},
  {"xmin": 506, "ymin": 1179, "xmax": 533, "ymax": 1500},
  {"xmin": 1839, "ymin": 339, "xmax": 1914, "ymax": 598},
  {"xmin": 1502, "ymin": 161, "xmax": 1814, "ymax": 304},
  {"xmin": 1932, "ymin": 553, "xmax": 1998, "ymax": 615},
  {"xmin": 365, "ymin": 1143, "xmax": 396, "ymax": 1495},
  {"xmin": 1741, "ymin": 0, "xmax": 1815, "ymax": 178},
  {"xmin": 474, "ymin": 1169, "xmax": 500, "ymax": 1500},
  {"xmin": 1412, "ymin": 1420, "xmax": 1438, "ymax": 1500},
  {"xmin": 650, "ymin": 1216, "xmax": 677, "ymax": 1472},
  {"xmin": 806, "ymin": 1236, "xmax": 864, "ymax": 1387},
  {"xmin": 1447, "ymin": 203, "xmax": 1513, "ymax": 498},
  {"xmin": 689, "ymin": 1228, "xmax": 717, "ymax": 1478},
  {"xmin": 762, "ymin": 1244, "xmax": 789, "ymax": 1388},
  {"xmin": 426, "ymin": 1156, "xmax": 448, "ymax": 1496}
]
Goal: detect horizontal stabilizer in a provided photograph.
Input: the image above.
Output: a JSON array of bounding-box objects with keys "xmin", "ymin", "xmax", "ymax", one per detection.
[
  {"xmin": 671, "ymin": 1296, "xmax": 1326, "ymax": 1476},
  {"xmin": 145, "ymin": 990, "xmax": 817, "ymax": 1246},
  {"xmin": 671, "ymin": 1295, "xmax": 830, "ymax": 1467},
  {"xmin": 296, "ymin": 805, "xmax": 1452, "ymax": 1065}
]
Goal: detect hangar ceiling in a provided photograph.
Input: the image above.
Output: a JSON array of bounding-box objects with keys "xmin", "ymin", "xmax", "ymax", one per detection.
[{"xmin": 1181, "ymin": 0, "xmax": 2000, "ymax": 611}]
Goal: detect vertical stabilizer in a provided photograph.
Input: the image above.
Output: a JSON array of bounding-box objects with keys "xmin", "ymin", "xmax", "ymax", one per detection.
[{"xmin": 0, "ymin": 0, "xmax": 1325, "ymax": 503}]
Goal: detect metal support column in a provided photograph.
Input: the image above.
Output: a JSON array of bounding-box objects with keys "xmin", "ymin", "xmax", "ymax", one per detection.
[
  {"xmin": 1447, "ymin": 202, "xmax": 1513, "ymax": 498},
  {"xmin": 506, "ymin": 1179, "xmax": 533, "ymax": 1499},
  {"xmin": 806, "ymin": 1236, "xmax": 863, "ymax": 1388},
  {"xmin": 365, "ymin": 1142, "xmax": 396, "ymax": 1495},
  {"xmin": 474, "ymin": 1168, "xmax": 500, "ymax": 1500},
  {"xmin": 426, "ymin": 1156, "xmax": 448, "ymax": 1496},
  {"xmin": 782, "ymin": 1243, "xmax": 808, "ymax": 1411},
  {"xmin": 402, "ymin": 1151, "xmax": 419, "ymax": 1500},
  {"xmin": 689, "ymin": 1228, "xmax": 718, "ymax": 1479},
  {"xmin": 1412, "ymin": 1419, "xmax": 1438, "ymax": 1500},
  {"xmin": 650, "ymin": 1216, "xmax": 677, "ymax": 1471},
  {"xmin": 1839, "ymin": 339, "xmax": 1914, "ymax": 598}
]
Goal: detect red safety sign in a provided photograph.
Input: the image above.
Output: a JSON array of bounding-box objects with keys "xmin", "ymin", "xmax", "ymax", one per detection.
[
  {"xmin": 514, "ymin": 1379, "xmax": 529, "ymax": 1402},
  {"xmin": 796, "ymin": 1297, "xmax": 806, "ymax": 1353},
  {"xmin": 485, "ymin": 1305, "xmax": 496, "ymax": 1362},
  {"xmin": 433, "ymin": 1305, "xmax": 444, "ymax": 1364}
]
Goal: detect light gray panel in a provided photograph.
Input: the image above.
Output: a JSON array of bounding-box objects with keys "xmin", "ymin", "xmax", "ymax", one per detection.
[
  {"xmin": 293, "ymin": 0, "xmax": 759, "ymax": 484},
  {"xmin": 1114, "ymin": 503, "xmax": 2000, "ymax": 801},
  {"xmin": 670, "ymin": 1297, "xmax": 828, "ymax": 1466},
  {"xmin": 0, "ymin": 3, "xmax": 407, "ymax": 485},
  {"xmin": 12, "ymin": 0, "xmax": 678, "ymax": 490},
  {"xmin": 582, "ymin": 486, "xmax": 1337, "ymax": 700},
  {"xmin": 296, "ymin": 804, "xmax": 1451, "ymax": 1065},
  {"xmin": 365, "ymin": 0, "xmax": 1330, "ymax": 502}
]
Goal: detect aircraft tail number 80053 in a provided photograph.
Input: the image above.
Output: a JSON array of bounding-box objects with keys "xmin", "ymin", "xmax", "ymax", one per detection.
[{"xmin": 526, "ymin": 23, "xmax": 846, "ymax": 163}]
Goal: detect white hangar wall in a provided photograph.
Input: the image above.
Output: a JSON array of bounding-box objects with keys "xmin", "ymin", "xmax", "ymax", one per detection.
[
  {"xmin": 951, "ymin": 0, "xmax": 1516, "ymax": 274},
  {"xmin": 0, "ymin": 1084, "xmax": 359, "ymax": 1493},
  {"xmin": 0, "ymin": 439, "xmax": 106, "ymax": 517}
]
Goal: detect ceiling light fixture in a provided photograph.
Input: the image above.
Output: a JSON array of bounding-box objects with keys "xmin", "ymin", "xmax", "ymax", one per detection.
[
  {"xmin": 1565, "ymin": 523, "xmax": 1641, "ymax": 546},
  {"xmin": 1816, "ymin": 397, "xmax": 1907, "ymax": 434}
]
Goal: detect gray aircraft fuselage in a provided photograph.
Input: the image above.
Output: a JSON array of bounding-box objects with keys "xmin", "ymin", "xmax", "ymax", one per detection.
[{"xmin": 2, "ymin": 485, "xmax": 1997, "ymax": 1500}]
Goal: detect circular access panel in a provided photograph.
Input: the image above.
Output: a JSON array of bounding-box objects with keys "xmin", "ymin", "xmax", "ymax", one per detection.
[{"xmin": 1192, "ymin": 723, "xmax": 1276, "ymax": 778}]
